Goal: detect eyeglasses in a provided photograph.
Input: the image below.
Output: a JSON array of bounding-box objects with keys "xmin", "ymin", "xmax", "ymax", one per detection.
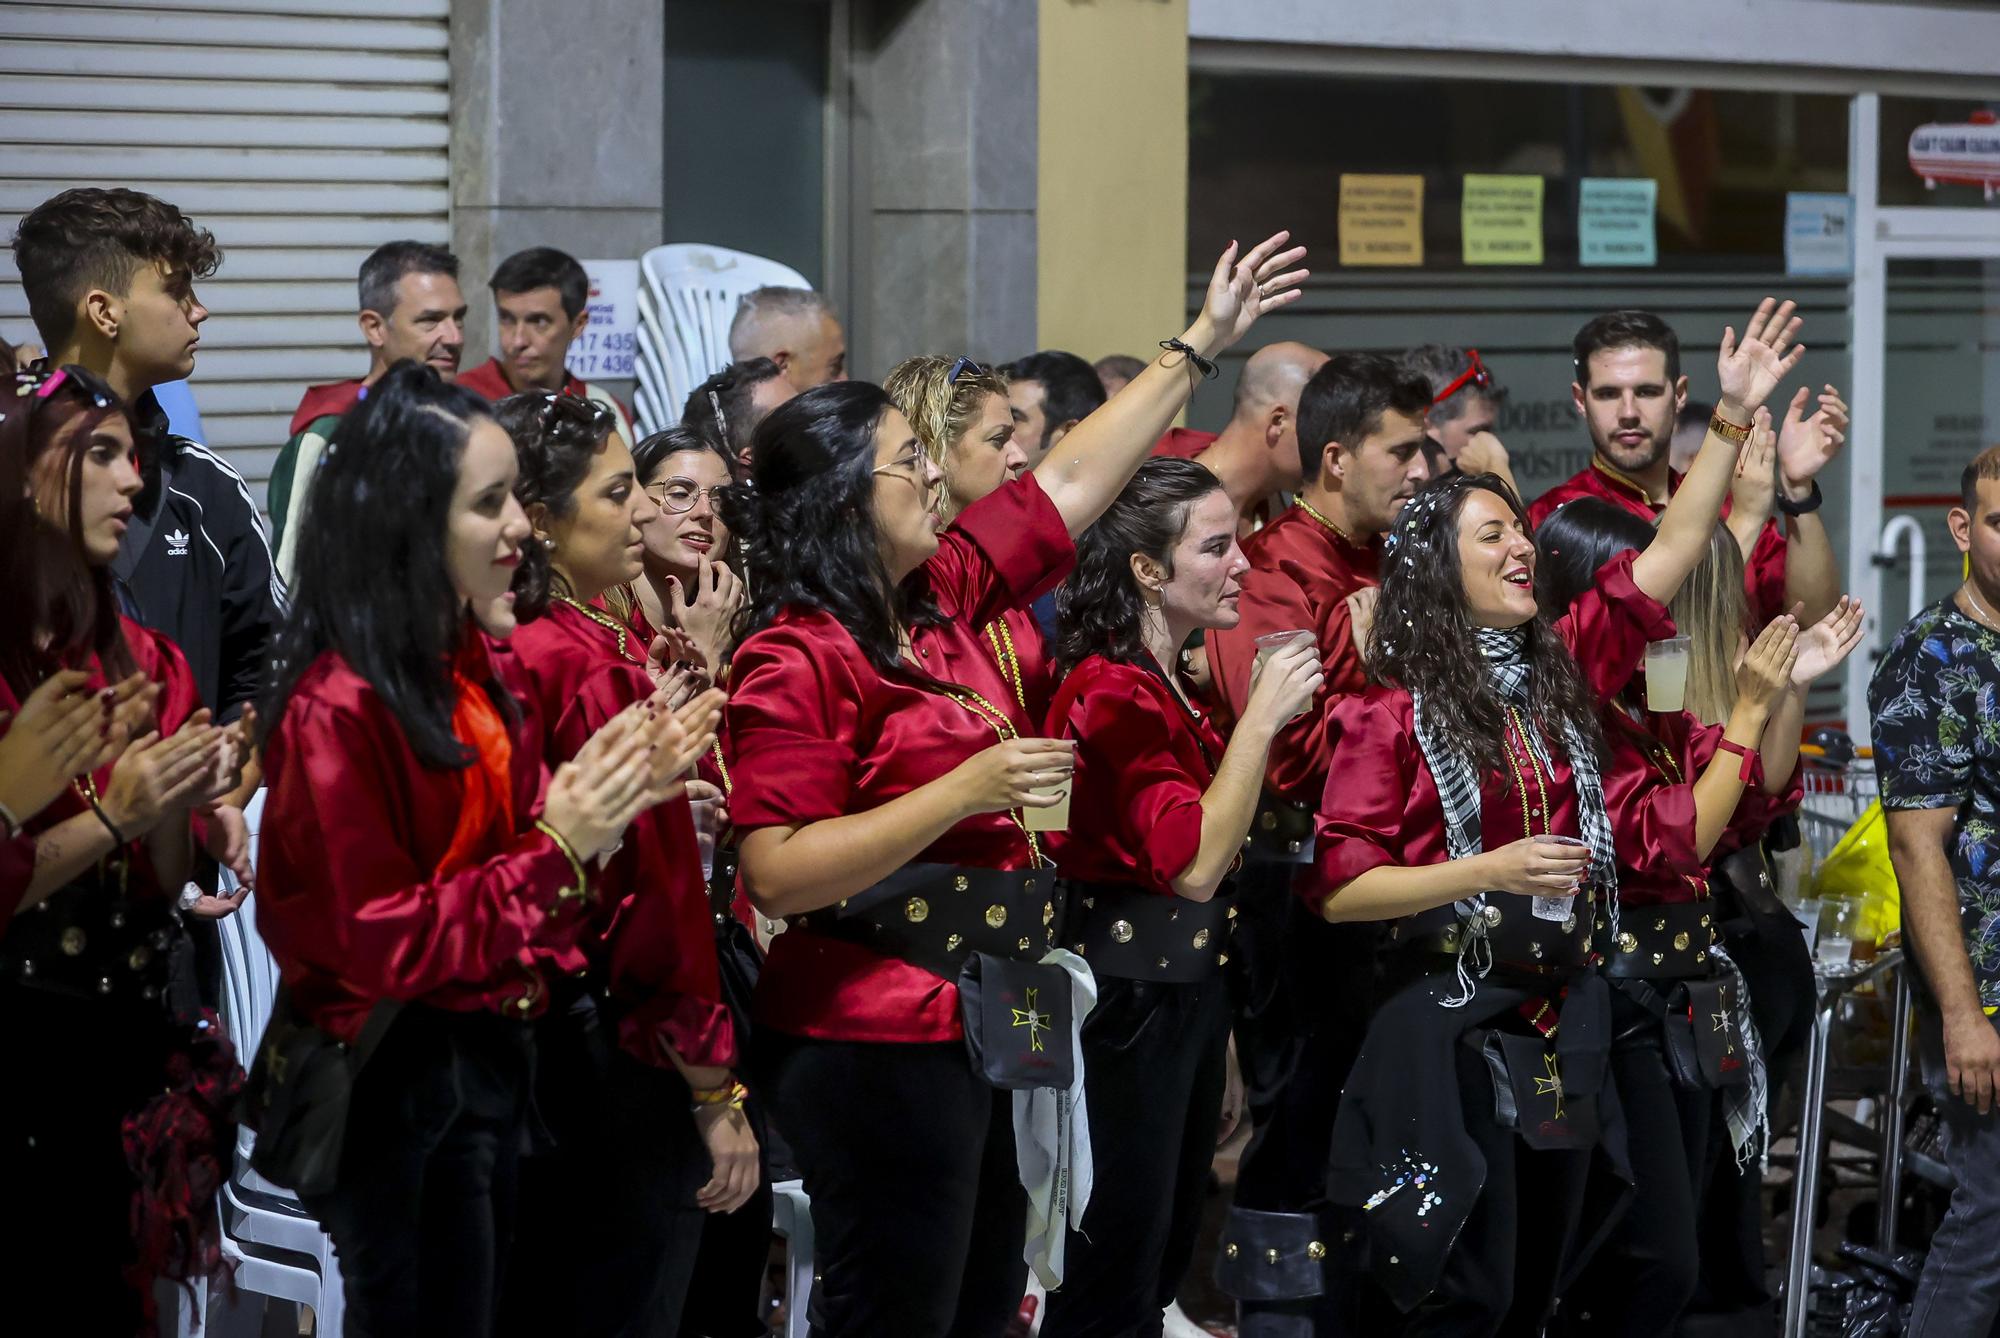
[
  {"xmin": 871, "ymin": 449, "xmax": 936, "ymax": 499},
  {"xmin": 645, "ymin": 477, "xmax": 728, "ymax": 513},
  {"xmin": 1431, "ymin": 349, "xmax": 1492, "ymax": 407}
]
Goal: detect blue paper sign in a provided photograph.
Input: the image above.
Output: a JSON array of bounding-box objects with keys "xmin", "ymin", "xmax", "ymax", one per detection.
[
  {"xmin": 1578, "ymin": 178, "xmax": 1657, "ymax": 267},
  {"xmin": 1785, "ymin": 193, "xmax": 1853, "ymax": 277}
]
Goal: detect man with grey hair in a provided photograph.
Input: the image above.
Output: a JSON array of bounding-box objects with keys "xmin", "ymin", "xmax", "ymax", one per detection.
[
  {"xmin": 1154, "ymin": 340, "xmax": 1330, "ymax": 533},
  {"xmin": 727, "ymin": 285, "xmax": 847, "ymax": 391},
  {"xmin": 1399, "ymin": 343, "xmax": 1518, "ymax": 490},
  {"xmin": 268, "ymin": 240, "xmax": 467, "ymax": 576}
]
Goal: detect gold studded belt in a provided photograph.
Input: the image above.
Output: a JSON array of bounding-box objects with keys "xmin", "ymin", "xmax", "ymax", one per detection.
[
  {"xmin": 1243, "ymin": 794, "xmax": 1315, "ymax": 865},
  {"xmin": 1062, "ymin": 881, "xmax": 1232, "ymax": 983},
  {"xmin": 1596, "ymin": 900, "xmax": 1719, "ymax": 981},
  {"xmin": 0, "ymin": 869, "xmax": 180, "ymax": 1005},
  {"xmin": 1386, "ymin": 895, "xmax": 1595, "ymax": 978},
  {"xmin": 789, "ymin": 863, "xmax": 1058, "ymax": 981}
]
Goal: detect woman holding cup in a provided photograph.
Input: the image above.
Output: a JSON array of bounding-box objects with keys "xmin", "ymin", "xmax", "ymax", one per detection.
[
  {"xmin": 720, "ymin": 233, "xmax": 1306, "ymax": 1336},
  {"xmin": 1039, "ymin": 457, "xmax": 1321, "ymax": 1334}
]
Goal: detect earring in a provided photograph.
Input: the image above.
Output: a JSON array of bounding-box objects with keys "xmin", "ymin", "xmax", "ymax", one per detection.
[{"xmin": 541, "ymin": 536, "xmax": 555, "ymax": 550}]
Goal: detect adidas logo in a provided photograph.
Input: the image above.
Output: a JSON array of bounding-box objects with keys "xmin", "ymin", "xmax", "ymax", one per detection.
[{"xmin": 166, "ymin": 528, "xmax": 190, "ymax": 556}]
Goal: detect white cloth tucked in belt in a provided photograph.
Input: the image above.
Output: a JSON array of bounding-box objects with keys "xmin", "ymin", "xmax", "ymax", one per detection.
[{"xmin": 1015, "ymin": 948, "xmax": 1096, "ymax": 1288}]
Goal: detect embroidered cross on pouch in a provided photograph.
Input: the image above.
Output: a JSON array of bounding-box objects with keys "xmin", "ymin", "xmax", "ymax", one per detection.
[{"xmin": 1011, "ymin": 987, "xmax": 1051, "ymax": 1053}]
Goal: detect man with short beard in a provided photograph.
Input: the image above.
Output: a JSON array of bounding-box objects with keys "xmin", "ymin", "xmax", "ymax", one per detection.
[{"xmin": 1528, "ymin": 309, "xmax": 1845, "ymax": 625}]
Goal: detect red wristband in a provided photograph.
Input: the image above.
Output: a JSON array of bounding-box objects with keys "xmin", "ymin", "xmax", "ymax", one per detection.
[{"xmin": 1714, "ymin": 737, "xmax": 1757, "ymax": 783}]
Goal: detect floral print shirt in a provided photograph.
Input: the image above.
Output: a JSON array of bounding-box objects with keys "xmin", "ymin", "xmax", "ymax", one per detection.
[{"xmin": 1871, "ymin": 598, "xmax": 2000, "ymax": 1007}]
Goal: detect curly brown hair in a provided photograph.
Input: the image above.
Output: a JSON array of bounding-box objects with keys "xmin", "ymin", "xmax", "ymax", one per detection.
[{"xmin": 11, "ymin": 188, "xmax": 222, "ymax": 348}]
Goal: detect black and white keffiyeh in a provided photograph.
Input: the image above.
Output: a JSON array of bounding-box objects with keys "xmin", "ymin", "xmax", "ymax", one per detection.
[{"xmin": 1412, "ymin": 624, "xmax": 1621, "ymax": 1006}]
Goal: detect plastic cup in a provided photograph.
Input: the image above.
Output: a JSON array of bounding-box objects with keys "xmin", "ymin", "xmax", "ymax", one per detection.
[
  {"xmin": 1022, "ymin": 774, "xmax": 1073, "ymax": 833},
  {"xmin": 1790, "ymin": 898, "xmax": 1822, "ymax": 953},
  {"xmin": 1253, "ymin": 628, "xmax": 1315, "ymax": 675},
  {"xmin": 1532, "ymin": 835, "xmax": 1587, "ymax": 921},
  {"xmin": 1645, "ymin": 635, "xmax": 1692, "ymax": 713},
  {"xmin": 1817, "ymin": 896, "xmax": 1859, "ymax": 966},
  {"xmin": 688, "ymin": 790, "xmax": 724, "ymax": 881}
]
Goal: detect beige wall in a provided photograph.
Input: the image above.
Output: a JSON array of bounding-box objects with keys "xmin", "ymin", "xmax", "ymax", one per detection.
[{"xmin": 1036, "ymin": 0, "xmax": 1188, "ymax": 360}]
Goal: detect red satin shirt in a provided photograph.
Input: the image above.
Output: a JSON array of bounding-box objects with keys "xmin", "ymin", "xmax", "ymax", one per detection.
[
  {"xmin": 0, "ymin": 617, "xmax": 201, "ymax": 935},
  {"xmin": 1600, "ymin": 706, "xmax": 1805, "ymax": 906},
  {"xmin": 1527, "ymin": 458, "xmax": 1788, "ymax": 625},
  {"xmin": 1308, "ymin": 552, "xmax": 1674, "ymax": 915},
  {"xmin": 1204, "ymin": 504, "xmax": 1382, "ymax": 802},
  {"xmin": 728, "ymin": 472, "xmax": 1074, "ymax": 1043},
  {"xmin": 510, "ymin": 599, "xmax": 734, "ymax": 1068},
  {"xmin": 257, "ymin": 635, "xmax": 594, "ymax": 1044},
  {"xmin": 1044, "ymin": 655, "xmax": 1224, "ymax": 894}
]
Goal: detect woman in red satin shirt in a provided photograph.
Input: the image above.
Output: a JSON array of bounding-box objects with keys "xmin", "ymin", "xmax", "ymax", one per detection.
[
  {"xmin": 255, "ymin": 364, "xmax": 686, "ymax": 1335},
  {"xmin": 1307, "ymin": 299, "xmax": 1813, "ymax": 1334},
  {"xmin": 1039, "ymin": 457, "xmax": 1320, "ymax": 1335},
  {"xmin": 0, "ymin": 364, "xmax": 236, "ymax": 1333},
  {"xmin": 720, "ymin": 234, "xmax": 1308, "ymax": 1337},
  {"xmin": 492, "ymin": 392, "xmax": 752, "ymax": 1337}
]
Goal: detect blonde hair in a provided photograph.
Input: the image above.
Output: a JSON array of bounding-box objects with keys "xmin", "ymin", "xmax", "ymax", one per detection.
[
  {"xmin": 1669, "ymin": 523, "xmax": 1749, "ymax": 726},
  {"xmin": 883, "ymin": 355, "xmax": 1009, "ymax": 467}
]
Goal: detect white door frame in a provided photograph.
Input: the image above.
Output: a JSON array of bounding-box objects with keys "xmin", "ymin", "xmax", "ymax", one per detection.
[{"xmin": 1845, "ymin": 92, "xmax": 2000, "ymax": 731}]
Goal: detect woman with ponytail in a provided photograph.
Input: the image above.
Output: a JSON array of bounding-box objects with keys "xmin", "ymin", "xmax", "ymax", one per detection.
[
  {"xmin": 1303, "ymin": 300, "xmax": 1811, "ymax": 1334},
  {"xmin": 719, "ymin": 234, "xmax": 1306, "ymax": 1336},
  {"xmin": 1038, "ymin": 456, "xmax": 1320, "ymax": 1335},
  {"xmin": 254, "ymin": 363, "xmax": 697, "ymax": 1334}
]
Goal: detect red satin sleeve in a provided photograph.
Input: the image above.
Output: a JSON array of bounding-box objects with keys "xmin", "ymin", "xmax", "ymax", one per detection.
[
  {"xmin": 1555, "ymin": 550, "xmax": 1676, "ymax": 702},
  {"xmin": 1308, "ymin": 691, "xmax": 1425, "ymax": 915},
  {"xmin": 926, "ymin": 471, "xmax": 1075, "ymax": 627},
  {"xmin": 1599, "ymin": 718, "xmax": 1703, "ymax": 902},
  {"xmin": 1745, "ymin": 521, "xmax": 1790, "ymax": 627},
  {"xmin": 726, "ymin": 620, "xmax": 863, "ymax": 833},
  {"xmin": 544, "ymin": 661, "xmax": 734, "ymax": 1068},
  {"xmin": 257, "ymin": 691, "xmax": 589, "ymax": 1043}
]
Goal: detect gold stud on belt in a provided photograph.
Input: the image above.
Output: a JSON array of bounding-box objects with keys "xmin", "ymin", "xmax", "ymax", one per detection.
[
  {"xmin": 1110, "ymin": 919, "xmax": 1134, "ymax": 944},
  {"xmin": 1618, "ymin": 932, "xmax": 1639, "ymax": 953},
  {"xmin": 985, "ymin": 904, "xmax": 1008, "ymax": 929},
  {"xmin": 1193, "ymin": 928, "xmax": 1211, "ymax": 949},
  {"xmin": 905, "ymin": 897, "xmax": 930, "ymax": 923}
]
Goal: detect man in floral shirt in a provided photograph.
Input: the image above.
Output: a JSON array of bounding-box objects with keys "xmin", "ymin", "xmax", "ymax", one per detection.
[{"xmin": 1873, "ymin": 443, "xmax": 2000, "ymax": 1336}]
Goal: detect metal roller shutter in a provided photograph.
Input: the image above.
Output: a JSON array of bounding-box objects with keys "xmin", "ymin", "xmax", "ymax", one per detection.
[{"xmin": 0, "ymin": 0, "xmax": 451, "ymax": 502}]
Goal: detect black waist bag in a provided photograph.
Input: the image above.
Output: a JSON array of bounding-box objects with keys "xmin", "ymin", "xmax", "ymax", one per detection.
[
  {"xmin": 957, "ymin": 951, "xmax": 1074, "ymax": 1091},
  {"xmin": 241, "ymin": 987, "xmax": 402, "ymax": 1198}
]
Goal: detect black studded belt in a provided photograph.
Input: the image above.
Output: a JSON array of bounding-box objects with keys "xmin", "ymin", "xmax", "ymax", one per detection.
[
  {"xmin": 707, "ymin": 845, "xmax": 741, "ymax": 928},
  {"xmin": 1596, "ymin": 900, "xmax": 1720, "ymax": 980},
  {"xmin": 1243, "ymin": 794, "xmax": 1315, "ymax": 865},
  {"xmin": 789, "ymin": 863, "xmax": 1057, "ymax": 981},
  {"xmin": 0, "ymin": 868, "xmax": 180, "ymax": 1005},
  {"xmin": 1387, "ymin": 893, "xmax": 1597, "ymax": 978},
  {"xmin": 1062, "ymin": 880, "xmax": 1232, "ymax": 983}
]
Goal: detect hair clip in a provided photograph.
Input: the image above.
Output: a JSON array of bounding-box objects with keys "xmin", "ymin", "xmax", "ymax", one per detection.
[
  {"xmin": 33, "ymin": 368, "xmax": 68, "ymax": 400},
  {"xmin": 708, "ymin": 389, "xmax": 729, "ymax": 442}
]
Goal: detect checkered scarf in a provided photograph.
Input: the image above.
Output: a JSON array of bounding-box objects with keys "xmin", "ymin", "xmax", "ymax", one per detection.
[{"xmin": 1412, "ymin": 625, "xmax": 1622, "ymax": 1005}]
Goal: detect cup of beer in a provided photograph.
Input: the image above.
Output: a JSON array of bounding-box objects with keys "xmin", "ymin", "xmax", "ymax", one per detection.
[{"xmin": 1644, "ymin": 635, "xmax": 1692, "ymax": 713}]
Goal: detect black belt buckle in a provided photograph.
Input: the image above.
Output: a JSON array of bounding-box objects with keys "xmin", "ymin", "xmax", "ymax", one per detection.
[
  {"xmin": 1243, "ymin": 796, "xmax": 1315, "ymax": 865},
  {"xmin": 1598, "ymin": 901, "xmax": 1719, "ymax": 980},
  {"xmin": 1063, "ymin": 881, "xmax": 1232, "ymax": 983}
]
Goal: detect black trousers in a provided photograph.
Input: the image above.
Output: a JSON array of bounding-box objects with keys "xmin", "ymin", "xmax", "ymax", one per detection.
[
  {"xmin": 1557, "ymin": 993, "xmax": 1717, "ymax": 1338},
  {"xmin": 302, "ymin": 1006, "xmax": 531, "ymax": 1338},
  {"xmin": 0, "ymin": 985, "xmax": 175, "ymax": 1336},
  {"xmin": 499, "ymin": 992, "xmax": 712, "ymax": 1338},
  {"xmin": 1041, "ymin": 975, "xmax": 1231, "ymax": 1338},
  {"xmin": 753, "ymin": 1030, "xmax": 1028, "ymax": 1338}
]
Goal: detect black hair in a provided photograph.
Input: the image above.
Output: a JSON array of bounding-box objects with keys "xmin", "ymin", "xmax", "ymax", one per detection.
[
  {"xmin": 259, "ymin": 362, "xmax": 498, "ymax": 770},
  {"xmin": 358, "ymin": 240, "xmax": 459, "ymax": 316},
  {"xmin": 492, "ymin": 393, "xmax": 621, "ymax": 620},
  {"xmin": 0, "ymin": 364, "xmax": 136, "ymax": 694},
  {"xmin": 1055, "ymin": 458, "xmax": 1224, "ymax": 673},
  {"xmin": 635, "ymin": 423, "xmax": 737, "ymax": 484},
  {"xmin": 1532, "ymin": 498, "xmax": 1657, "ymax": 617},
  {"xmin": 489, "ymin": 246, "xmax": 589, "ymax": 320},
  {"xmin": 1368, "ymin": 472, "xmax": 1604, "ymax": 776},
  {"xmin": 1295, "ymin": 352, "xmax": 1434, "ymax": 482},
  {"xmin": 998, "ymin": 350, "xmax": 1106, "ymax": 435},
  {"xmin": 681, "ymin": 357, "xmax": 786, "ymax": 459},
  {"xmin": 715, "ymin": 381, "xmax": 940, "ymax": 672},
  {"xmin": 1572, "ymin": 309, "xmax": 1680, "ymax": 387},
  {"xmin": 11, "ymin": 188, "xmax": 221, "ymax": 349}
]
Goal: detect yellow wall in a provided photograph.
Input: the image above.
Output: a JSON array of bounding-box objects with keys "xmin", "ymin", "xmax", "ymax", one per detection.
[{"xmin": 1036, "ymin": 0, "xmax": 1188, "ymax": 360}]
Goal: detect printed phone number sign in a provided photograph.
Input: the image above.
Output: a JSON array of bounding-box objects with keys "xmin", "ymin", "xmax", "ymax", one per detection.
[{"xmin": 564, "ymin": 259, "xmax": 641, "ymax": 380}]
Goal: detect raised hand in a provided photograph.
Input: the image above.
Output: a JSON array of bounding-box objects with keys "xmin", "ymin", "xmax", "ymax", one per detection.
[
  {"xmin": 1456, "ymin": 431, "xmax": 1511, "ymax": 480},
  {"xmin": 669, "ymin": 560, "xmax": 745, "ymax": 675},
  {"xmin": 1777, "ymin": 383, "xmax": 1848, "ymax": 495},
  {"xmin": 1730, "ymin": 408, "xmax": 1778, "ymax": 531},
  {"xmin": 1244, "ymin": 637, "xmax": 1323, "ymax": 728},
  {"xmin": 1791, "ymin": 595, "xmax": 1866, "ymax": 687},
  {"xmin": 1196, "ymin": 232, "xmax": 1309, "ymax": 354},
  {"xmin": 1734, "ymin": 615, "xmax": 1800, "ymax": 716},
  {"xmin": 0, "ymin": 669, "xmax": 141, "ymax": 825},
  {"xmin": 100, "ymin": 713, "xmax": 227, "ymax": 839},
  {"xmin": 1716, "ymin": 297, "xmax": 1806, "ymax": 416}
]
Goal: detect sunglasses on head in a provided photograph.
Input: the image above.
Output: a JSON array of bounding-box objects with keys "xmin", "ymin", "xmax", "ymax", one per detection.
[
  {"xmin": 947, "ymin": 356, "xmax": 983, "ymax": 385},
  {"xmin": 1432, "ymin": 349, "xmax": 1492, "ymax": 407}
]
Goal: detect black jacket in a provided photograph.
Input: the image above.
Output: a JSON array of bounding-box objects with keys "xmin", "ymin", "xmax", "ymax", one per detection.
[{"xmin": 112, "ymin": 391, "xmax": 286, "ymax": 719}]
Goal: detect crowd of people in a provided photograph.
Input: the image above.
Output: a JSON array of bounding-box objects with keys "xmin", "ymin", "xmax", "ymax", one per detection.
[{"xmin": 5, "ymin": 181, "xmax": 1999, "ymax": 1338}]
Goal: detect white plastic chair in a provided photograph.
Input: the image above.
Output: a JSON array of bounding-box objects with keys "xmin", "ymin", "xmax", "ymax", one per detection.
[
  {"xmin": 770, "ymin": 1178, "xmax": 814, "ymax": 1338},
  {"xmin": 635, "ymin": 243, "xmax": 810, "ymax": 435}
]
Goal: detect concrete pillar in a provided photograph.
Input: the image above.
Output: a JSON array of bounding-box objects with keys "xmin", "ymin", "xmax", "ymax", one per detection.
[
  {"xmin": 1036, "ymin": 0, "xmax": 1189, "ymax": 362},
  {"xmin": 449, "ymin": 0, "xmax": 666, "ymax": 370},
  {"xmin": 845, "ymin": 0, "xmax": 1039, "ymax": 375}
]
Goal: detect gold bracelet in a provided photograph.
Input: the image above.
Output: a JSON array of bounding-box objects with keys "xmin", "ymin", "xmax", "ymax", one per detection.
[
  {"xmin": 532, "ymin": 818, "xmax": 589, "ymax": 903},
  {"xmin": 690, "ymin": 1078, "xmax": 748, "ymax": 1110},
  {"xmin": 1707, "ymin": 410, "xmax": 1752, "ymax": 446}
]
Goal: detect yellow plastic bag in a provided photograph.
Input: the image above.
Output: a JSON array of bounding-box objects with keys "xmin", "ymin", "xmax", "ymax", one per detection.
[{"xmin": 1808, "ymin": 801, "xmax": 1900, "ymax": 945}]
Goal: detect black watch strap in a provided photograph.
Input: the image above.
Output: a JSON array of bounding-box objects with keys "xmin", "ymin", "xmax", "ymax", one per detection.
[{"xmin": 1776, "ymin": 480, "xmax": 1823, "ymax": 516}]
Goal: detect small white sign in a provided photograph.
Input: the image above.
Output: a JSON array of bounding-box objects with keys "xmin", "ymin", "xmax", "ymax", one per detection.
[
  {"xmin": 564, "ymin": 259, "xmax": 640, "ymax": 380},
  {"xmin": 1784, "ymin": 193, "xmax": 1853, "ymax": 277}
]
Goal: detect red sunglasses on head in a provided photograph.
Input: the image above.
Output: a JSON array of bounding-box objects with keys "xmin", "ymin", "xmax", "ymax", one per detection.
[{"xmin": 1432, "ymin": 349, "xmax": 1492, "ymax": 407}]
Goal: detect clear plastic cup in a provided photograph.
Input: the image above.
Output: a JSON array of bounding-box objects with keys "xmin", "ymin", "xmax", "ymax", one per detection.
[
  {"xmin": 1254, "ymin": 628, "xmax": 1315, "ymax": 675},
  {"xmin": 687, "ymin": 789, "xmax": 724, "ymax": 881},
  {"xmin": 1645, "ymin": 635, "xmax": 1692, "ymax": 713},
  {"xmin": 1531, "ymin": 834, "xmax": 1587, "ymax": 921},
  {"xmin": 1817, "ymin": 896, "xmax": 1859, "ymax": 966},
  {"xmin": 1022, "ymin": 774, "xmax": 1073, "ymax": 833}
]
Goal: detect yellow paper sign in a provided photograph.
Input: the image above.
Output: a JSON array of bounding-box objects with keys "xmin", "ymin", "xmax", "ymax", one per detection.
[
  {"xmin": 1339, "ymin": 174, "xmax": 1424, "ymax": 267},
  {"xmin": 1462, "ymin": 174, "xmax": 1545, "ymax": 266}
]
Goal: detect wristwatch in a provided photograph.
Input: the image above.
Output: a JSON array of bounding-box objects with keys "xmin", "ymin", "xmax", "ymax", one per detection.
[
  {"xmin": 178, "ymin": 882, "xmax": 204, "ymax": 912},
  {"xmin": 1776, "ymin": 481, "xmax": 1823, "ymax": 517}
]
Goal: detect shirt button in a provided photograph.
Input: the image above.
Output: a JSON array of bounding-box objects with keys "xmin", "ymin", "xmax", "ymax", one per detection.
[{"xmin": 1530, "ymin": 807, "xmax": 1542, "ymax": 817}]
